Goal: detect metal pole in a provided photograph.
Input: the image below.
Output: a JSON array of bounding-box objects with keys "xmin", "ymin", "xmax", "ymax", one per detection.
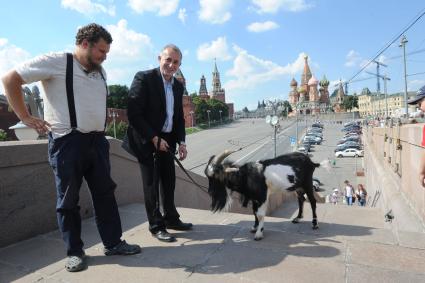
[
  {"xmin": 400, "ymin": 35, "xmax": 409, "ymax": 117},
  {"xmin": 384, "ymin": 75, "xmax": 388, "ymax": 117},
  {"xmin": 274, "ymin": 125, "xmax": 277, "ymax": 157},
  {"xmin": 113, "ymin": 112, "xmax": 117, "ymax": 138}
]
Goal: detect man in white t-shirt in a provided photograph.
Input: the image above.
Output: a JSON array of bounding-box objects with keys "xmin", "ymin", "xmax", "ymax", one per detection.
[
  {"xmin": 344, "ymin": 180, "xmax": 354, "ymax": 206},
  {"xmin": 2, "ymin": 23, "xmax": 141, "ymax": 272}
]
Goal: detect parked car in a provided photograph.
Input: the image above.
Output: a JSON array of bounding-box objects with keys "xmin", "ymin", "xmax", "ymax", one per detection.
[
  {"xmin": 337, "ymin": 141, "xmax": 362, "ymax": 149},
  {"xmin": 312, "ymin": 177, "xmax": 323, "ymax": 191},
  {"xmin": 303, "ymin": 136, "xmax": 321, "ymax": 145},
  {"xmin": 335, "ymin": 148, "xmax": 364, "ymax": 158},
  {"xmin": 311, "ymin": 123, "xmax": 324, "ymax": 128},
  {"xmin": 334, "ymin": 144, "xmax": 362, "ymax": 152}
]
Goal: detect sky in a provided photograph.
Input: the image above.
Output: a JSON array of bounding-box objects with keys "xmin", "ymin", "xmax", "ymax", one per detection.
[{"xmin": 0, "ymin": 0, "xmax": 425, "ymax": 111}]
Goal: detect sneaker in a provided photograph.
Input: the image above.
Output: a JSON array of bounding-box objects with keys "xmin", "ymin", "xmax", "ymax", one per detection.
[
  {"xmin": 104, "ymin": 240, "xmax": 141, "ymax": 256},
  {"xmin": 65, "ymin": 254, "xmax": 87, "ymax": 272}
]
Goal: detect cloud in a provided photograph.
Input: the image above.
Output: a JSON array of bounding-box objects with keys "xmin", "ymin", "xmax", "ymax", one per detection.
[
  {"xmin": 345, "ymin": 50, "xmax": 361, "ymax": 67},
  {"xmin": 0, "ymin": 38, "xmax": 32, "ymax": 93},
  {"xmin": 199, "ymin": 0, "xmax": 232, "ymax": 24},
  {"xmin": 106, "ymin": 19, "xmax": 153, "ymax": 61},
  {"xmin": 247, "ymin": 21, "xmax": 279, "ymax": 32},
  {"xmin": 61, "ymin": 0, "xmax": 115, "ymax": 16},
  {"xmin": 251, "ymin": 0, "xmax": 313, "ymax": 13},
  {"xmin": 127, "ymin": 0, "xmax": 179, "ymax": 16},
  {"xmin": 178, "ymin": 8, "xmax": 187, "ymax": 23},
  {"xmin": 197, "ymin": 37, "xmax": 232, "ymax": 61},
  {"xmin": 104, "ymin": 20, "xmax": 154, "ymax": 83},
  {"xmin": 224, "ymin": 46, "xmax": 306, "ymax": 92},
  {"xmin": 408, "ymin": 79, "xmax": 425, "ymax": 91}
]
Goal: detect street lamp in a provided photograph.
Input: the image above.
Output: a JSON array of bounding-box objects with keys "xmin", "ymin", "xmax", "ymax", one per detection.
[
  {"xmin": 108, "ymin": 109, "xmax": 119, "ymax": 138},
  {"xmin": 189, "ymin": 110, "xmax": 194, "ymax": 128},
  {"xmin": 383, "ymin": 74, "xmax": 391, "ymax": 118},
  {"xmin": 400, "ymin": 35, "xmax": 408, "ymax": 117},
  {"xmin": 206, "ymin": 110, "xmax": 211, "ymax": 128},
  {"xmin": 219, "ymin": 110, "xmax": 222, "ymax": 124},
  {"xmin": 266, "ymin": 115, "xmax": 279, "ymax": 157}
]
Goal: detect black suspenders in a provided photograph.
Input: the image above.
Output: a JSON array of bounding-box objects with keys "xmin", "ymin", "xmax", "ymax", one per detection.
[
  {"xmin": 66, "ymin": 53, "xmax": 77, "ymax": 129},
  {"xmin": 65, "ymin": 53, "xmax": 108, "ymax": 131}
]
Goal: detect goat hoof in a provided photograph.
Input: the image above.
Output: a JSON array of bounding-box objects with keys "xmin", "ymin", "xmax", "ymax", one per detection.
[
  {"xmin": 250, "ymin": 226, "xmax": 258, "ymax": 233},
  {"xmin": 312, "ymin": 219, "xmax": 319, "ymax": 229},
  {"xmin": 292, "ymin": 218, "xmax": 301, "ymax": 224},
  {"xmin": 254, "ymin": 235, "xmax": 263, "ymax": 241},
  {"xmin": 312, "ymin": 225, "xmax": 319, "ymax": 230}
]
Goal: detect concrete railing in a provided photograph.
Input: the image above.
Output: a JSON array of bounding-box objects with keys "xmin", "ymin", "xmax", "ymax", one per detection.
[
  {"xmin": 0, "ymin": 138, "xmax": 285, "ymax": 248},
  {"xmin": 364, "ymin": 123, "xmax": 425, "ymax": 232}
]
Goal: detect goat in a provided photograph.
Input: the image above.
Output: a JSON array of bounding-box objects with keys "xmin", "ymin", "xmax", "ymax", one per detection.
[{"xmin": 205, "ymin": 150, "xmax": 326, "ymax": 240}]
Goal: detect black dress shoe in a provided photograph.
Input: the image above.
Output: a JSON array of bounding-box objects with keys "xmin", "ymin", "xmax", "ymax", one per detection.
[
  {"xmin": 151, "ymin": 230, "xmax": 176, "ymax": 242},
  {"xmin": 166, "ymin": 220, "xmax": 193, "ymax": 231}
]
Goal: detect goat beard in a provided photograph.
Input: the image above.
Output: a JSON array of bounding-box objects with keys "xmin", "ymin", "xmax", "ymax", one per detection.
[{"xmin": 208, "ymin": 178, "xmax": 230, "ymax": 212}]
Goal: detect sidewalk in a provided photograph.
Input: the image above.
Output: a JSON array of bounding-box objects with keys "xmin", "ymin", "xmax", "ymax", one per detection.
[{"xmin": 1, "ymin": 203, "xmax": 425, "ymax": 283}]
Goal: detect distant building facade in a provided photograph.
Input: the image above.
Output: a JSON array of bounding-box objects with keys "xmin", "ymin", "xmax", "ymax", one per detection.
[
  {"xmin": 175, "ymin": 61, "xmax": 234, "ymax": 128},
  {"xmin": 288, "ymin": 55, "xmax": 332, "ymax": 115}
]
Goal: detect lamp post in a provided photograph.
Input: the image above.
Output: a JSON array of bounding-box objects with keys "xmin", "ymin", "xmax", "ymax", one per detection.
[
  {"xmin": 219, "ymin": 110, "xmax": 222, "ymax": 124},
  {"xmin": 206, "ymin": 110, "xmax": 211, "ymax": 128},
  {"xmin": 108, "ymin": 109, "xmax": 119, "ymax": 138},
  {"xmin": 400, "ymin": 35, "xmax": 409, "ymax": 117},
  {"xmin": 189, "ymin": 110, "xmax": 194, "ymax": 128},
  {"xmin": 383, "ymin": 74, "xmax": 391, "ymax": 118}
]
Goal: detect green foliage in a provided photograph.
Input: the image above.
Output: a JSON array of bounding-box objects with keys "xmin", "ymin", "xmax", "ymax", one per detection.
[
  {"xmin": 342, "ymin": 95, "xmax": 359, "ymax": 111},
  {"xmin": 107, "ymin": 85, "xmax": 129, "ymax": 109},
  {"xmin": 186, "ymin": 127, "xmax": 201, "ymax": 135},
  {"xmin": 192, "ymin": 98, "xmax": 229, "ymax": 125},
  {"xmin": 106, "ymin": 121, "xmax": 128, "ymax": 140},
  {"xmin": 242, "ymin": 106, "xmax": 249, "ymax": 113},
  {"xmin": 0, "ymin": 129, "xmax": 7, "ymax": 141}
]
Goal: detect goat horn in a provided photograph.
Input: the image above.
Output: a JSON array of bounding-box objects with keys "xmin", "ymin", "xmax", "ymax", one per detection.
[
  {"xmin": 224, "ymin": 167, "xmax": 239, "ymax": 173},
  {"xmin": 213, "ymin": 150, "xmax": 236, "ymax": 166}
]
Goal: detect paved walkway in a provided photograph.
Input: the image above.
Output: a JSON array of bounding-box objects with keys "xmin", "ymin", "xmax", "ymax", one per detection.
[{"xmin": 1, "ymin": 121, "xmax": 425, "ymax": 282}]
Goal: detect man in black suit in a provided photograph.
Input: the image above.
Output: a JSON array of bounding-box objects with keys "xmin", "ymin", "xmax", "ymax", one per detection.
[{"xmin": 127, "ymin": 44, "xmax": 192, "ymax": 242}]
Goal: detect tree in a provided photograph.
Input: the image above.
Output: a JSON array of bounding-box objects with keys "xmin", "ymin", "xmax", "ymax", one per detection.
[
  {"xmin": 282, "ymin": 100, "xmax": 292, "ymax": 117},
  {"xmin": 242, "ymin": 106, "xmax": 249, "ymax": 113},
  {"xmin": 342, "ymin": 95, "xmax": 358, "ymax": 111},
  {"xmin": 107, "ymin": 85, "xmax": 129, "ymax": 109}
]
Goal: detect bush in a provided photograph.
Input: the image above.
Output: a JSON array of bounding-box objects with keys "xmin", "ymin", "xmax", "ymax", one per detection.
[
  {"xmin": 106, "ymin": 121, "xmax": 128, "ymax": 140},
  {"xmin": 0, "ymin": 129, "xmax": 7, "ymax": 141}
]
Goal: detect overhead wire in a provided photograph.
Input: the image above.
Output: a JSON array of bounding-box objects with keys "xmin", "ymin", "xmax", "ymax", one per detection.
[{"xmin": 347, "ymin": 8, "xmax": 425, "ymax": 84}]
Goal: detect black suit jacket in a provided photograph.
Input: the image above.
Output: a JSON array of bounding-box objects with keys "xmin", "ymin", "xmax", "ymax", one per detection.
[{"xmin": 127, "ymin": 68, "xmax": 186, "ymax": 162}]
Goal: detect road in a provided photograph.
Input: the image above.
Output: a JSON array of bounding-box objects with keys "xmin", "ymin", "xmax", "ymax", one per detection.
[
  {"xmin": 181, "ymin": 117, "xmax": 363, "ymax": 197},
  {"xmin": 182, "ymin": 117, "xmax": 307, "ymax": 175}
]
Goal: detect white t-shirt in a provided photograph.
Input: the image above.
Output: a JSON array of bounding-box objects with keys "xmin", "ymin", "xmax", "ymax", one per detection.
[
  {"xmin": 16, "ymin": 52, "xmax": 107, "ymax": 139},
  {"xmin": 345, "ymin": 185, "xmax": 353, "ymax": 197}
]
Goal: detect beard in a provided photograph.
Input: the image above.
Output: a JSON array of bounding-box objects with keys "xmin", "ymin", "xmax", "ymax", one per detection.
[{"xmin": 86, "ymin": 50, "xmax": 102, "ymax": 72}]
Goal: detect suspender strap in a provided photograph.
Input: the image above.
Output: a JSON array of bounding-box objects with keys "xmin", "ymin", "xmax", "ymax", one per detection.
[{"xmin": 66, "ymin": 53, "xmax": 77, "ymax": 129}]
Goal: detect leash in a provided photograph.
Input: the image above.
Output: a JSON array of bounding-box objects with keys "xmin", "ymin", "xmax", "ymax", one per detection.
[{"xmin": 170, "ymin": 150, "xmax": 210, "ymax": 194}]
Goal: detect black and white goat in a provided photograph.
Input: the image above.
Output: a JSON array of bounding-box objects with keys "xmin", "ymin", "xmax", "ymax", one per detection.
[{"xmin": 205, "ymin": 151, "xmax": 327, "ymax": 240}]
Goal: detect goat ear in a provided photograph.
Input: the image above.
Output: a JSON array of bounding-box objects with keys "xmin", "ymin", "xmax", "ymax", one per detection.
[
  {"xmin": 206, "ymin": 164, "xmax": 215, "ymax": 177},
  {"xmin": 224, "ymin": 167, "xmax": 239, "ymax": 173}
]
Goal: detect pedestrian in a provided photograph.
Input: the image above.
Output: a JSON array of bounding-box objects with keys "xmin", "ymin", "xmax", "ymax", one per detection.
[
  {"xmin": 1, "ymin": 23, "xmax": 141, "ymax": 272},
  {"xmin": 407, "ymin": 85, "xmax": 425, "ymax": 188},
  {"xmin": 126, "ymin": 44, "xmax": 192, "ymax": 243},
  {"xmin": 330, "ymin": 188, "xmax": 339, "ymax": 205},
  {"xmin": 356, "ymin": 184, "xmax": 367, "ymax": 206},
  {"xmin": 344, "ymin": 180, "xmax": 354, "ymax": 206}
]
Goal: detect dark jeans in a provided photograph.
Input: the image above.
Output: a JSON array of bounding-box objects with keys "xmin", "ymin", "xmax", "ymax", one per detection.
[
  {"xmin": 139, "ymin": 134, "xmax": 180, "ymax": 233},
  {"xmin": 48, "ymin": 131, "xmax": 122, "ymax": 256}
]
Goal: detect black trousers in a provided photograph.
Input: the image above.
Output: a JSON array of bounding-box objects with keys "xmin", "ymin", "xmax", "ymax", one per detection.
[
  {"xmin": 48, "ymin": 131, "xmax": 122, "ymax": 256},
  {"xmin": 139, "ymin": 133, "xmax": 180, "ymax": 233}
]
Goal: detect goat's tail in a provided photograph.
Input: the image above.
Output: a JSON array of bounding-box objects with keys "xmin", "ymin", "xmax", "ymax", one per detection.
[{"xmin": 319, "ymin": 159, "xmax": 332, "ymax": 173}]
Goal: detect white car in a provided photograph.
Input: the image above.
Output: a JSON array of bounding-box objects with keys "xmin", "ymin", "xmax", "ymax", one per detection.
[{"xmin": 335, "ymin": 148, "xmax": 364, "ymax": 158}]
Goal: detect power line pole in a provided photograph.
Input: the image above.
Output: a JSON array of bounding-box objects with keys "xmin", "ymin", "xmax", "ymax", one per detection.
[{"xmin": 400, "ymin": 35, "xmax": 409, "ymax": 117}]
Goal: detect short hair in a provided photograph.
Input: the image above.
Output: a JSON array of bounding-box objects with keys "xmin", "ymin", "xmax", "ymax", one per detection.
[
  {"xmin": 161, "ymin": 44, "xmax": 182, "ymax": 60},
  {"xmin": 75, "ymin": 23, "xmax": 112, "ymax": 45}
]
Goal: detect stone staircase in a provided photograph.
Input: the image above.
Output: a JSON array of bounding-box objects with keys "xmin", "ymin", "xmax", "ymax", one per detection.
[{"xmin": 1, "ymin": 202, "xmax": 425, "ymax": 282}]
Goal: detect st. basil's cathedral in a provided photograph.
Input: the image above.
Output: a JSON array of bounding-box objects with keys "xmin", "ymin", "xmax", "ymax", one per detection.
[{"xmin": 288, "ymin": 55, "xmax": 345, "ymax": 115}]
